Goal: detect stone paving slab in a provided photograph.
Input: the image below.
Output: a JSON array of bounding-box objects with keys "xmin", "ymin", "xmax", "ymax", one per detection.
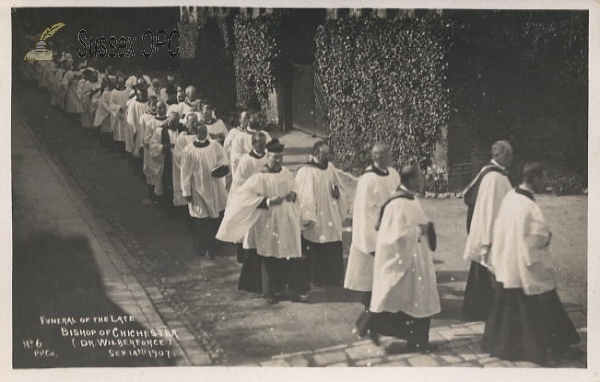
[{"xmin": 255, "ymin": 320, "xmax": 588, "ymax": 368}]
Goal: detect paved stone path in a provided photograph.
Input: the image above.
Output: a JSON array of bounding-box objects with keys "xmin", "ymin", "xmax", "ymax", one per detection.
[
  {"xmin": 254, "ymin": 318, "xmax": 587, "ymax": 368},
  {"xmin": 12, "ymin": 100, "xmax": 210, "ymax": 366}
]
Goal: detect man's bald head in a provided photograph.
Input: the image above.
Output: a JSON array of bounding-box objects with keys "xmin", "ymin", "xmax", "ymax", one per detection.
[
  {"xmin": 371, "ymin": 143, "xmax": 392, "ymax": 168},
  {"xmin": 196, "ymin": 123, "xmax": 208, "ymax": 141},
  {"xmin": 185, "ymin": 86, "xmax": 197, "ymax": 102},
  {"xmin": 156, "ymin": 101, "xmax": 167, "ymax": 117},
  {"xmin": 252, "ymin": 131, "xmax": 267, "ymax": 154},
  {"xmin": 186, "ymin": 113, "xmax": 199, "ymax": 134},
  {"xmin": 491, "ymin": 140, "xmax": 513, "ymax": 168}
]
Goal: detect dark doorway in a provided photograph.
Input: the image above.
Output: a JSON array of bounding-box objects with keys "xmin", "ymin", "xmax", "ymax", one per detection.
[{"xmin": 282, "ymin": 9, "xmax": 326, "ymax": 137}]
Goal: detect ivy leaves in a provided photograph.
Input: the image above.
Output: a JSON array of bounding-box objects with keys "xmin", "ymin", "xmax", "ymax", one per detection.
[
  {"xmin": 316, "ymin": 17, "xmax": 453, "ymax": 175},
  {"xmin": 234, "ymin": 14, "xmax": 284, "ymax": 114}
]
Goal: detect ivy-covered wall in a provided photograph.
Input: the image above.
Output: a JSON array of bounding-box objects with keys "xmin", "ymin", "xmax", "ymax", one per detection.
[
  {"xmin": 233, "ymin": 13, "xmax": 285, "ymax": 126},
  {"xmin": 315, "ymin": 16, "xmax": 455, "ymax": 176}
]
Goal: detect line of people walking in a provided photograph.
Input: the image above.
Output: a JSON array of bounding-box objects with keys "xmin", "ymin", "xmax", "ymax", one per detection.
[{"xmin": 22, "ymin": 56, "xmax": 582, "ymax": 366}]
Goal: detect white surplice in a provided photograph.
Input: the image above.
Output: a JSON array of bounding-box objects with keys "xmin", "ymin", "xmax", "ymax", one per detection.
[
  {"xmin": 370, "ymin": 189, "xmax": 441, "ymax": 318},
  {"xmin": 126, "ymin": 99, "xmax": 151, "ymax": 155},
  {"xmin": 94, "ymin": 89, "xmax": 113, "ymax": 132},
  {"xmin": 173, "ymin": 132, "xmax": 196, "ymax": 206},
  {"xmin": 223, "ymin": 126, "xmax": 244, "ymax": 164},
  {"xmin": 489, "ymin": 189, "xmax": 556, "ymax": 295},
  {"xmin": 295, "ymin": 162, "xmax": 347, "ymax": 243},
  {"xmin": 180, "ymin": 140, "xmax": 229, "ymax": 218},
  {"xmin": 149, "ymin": 127, "xmax": 179, "ymax": 196},
  {"xmin": 463, "ymin": 169, "xmax": 512, "ymax": 263},
  {"xmin": 109, "ymin": 88, "xmax": 131, "ymax": 142},
  {"xmin": 344, "ymin": 166, "xmax": 400, "ymax": 291},
  {"xmin": 229, "ymin": 129, "xmax": 272, "ymax": 177},
  {"xmin": 216, "ymin": 167, "xmax": 301, "ymax": 259},
  {"xmin": 143, "ymin": 115, "xmax": 168, "ymax": 186},
  {"xmin": 228, "ymin": 152, "xmax": 268, "ymax": 199}
]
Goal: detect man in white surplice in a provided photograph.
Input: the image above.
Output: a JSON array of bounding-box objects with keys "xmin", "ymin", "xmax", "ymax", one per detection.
[
  {"xmin": 296, "ymin": 141, "xmax": 347, "ymax": 286},
  {"xmin": 364, "ymin": 165, "xmax": 440, "ymax": 353},
  {"xmin": 109, "ymin": 75, "xmax": 132, "ymax": 153},
  {"xmin": 181, "ymin": 123, "xmax": 229, "ymax": 259},
  {"xmin": 228, "ymin": 131, "xmax": 269, "ymax": 292},
  {"xmin": 461, "ymin": 140, "xmax": 513, "ymax": 322},
  {"xmin": 482, "ymin": 163, "xmax": 581, "ymax": 365},
  {"xmin": 229, "ymin": 109, "xmax": 272, "ymax": 177},
  {"xmin": 216, "ymin": 138, "xmax": 310, "ymax": 304},
  {"xmin": 344, "ymin": 143, "xmax": 400, "ymax": 310},
  {"xmin": 172, "ymin": 114, "xmax": 200, "ymax": 214}
]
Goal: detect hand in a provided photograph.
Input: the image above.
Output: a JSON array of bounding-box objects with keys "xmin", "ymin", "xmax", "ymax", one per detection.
[
  {"xmin": 480, "ymin": 244, "xmax": 491, "ymax": 265},
  {"xmin": 303, "ymin": 221, "xmax": 316, "ymax": 229},
  {"xmin": 331, "ymin": 185, "xmax": 340, "ymax": 199},
  {"xmin": 269, "ymin": 196, "xmax": 284, "ymax": 206},
  {"xmin": 285, "ymin": 191, "xmax": 296, "ymax": 203},
  {"xmin": 185, "ymin": 196, "xmax": 192, "ymax": 203}
]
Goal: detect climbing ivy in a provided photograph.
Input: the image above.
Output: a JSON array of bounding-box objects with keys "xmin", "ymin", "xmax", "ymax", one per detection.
[
  {"xmin": 233, "ymin": 13, "xmax": 284, "ymax": 118},
  {"xmin": 315, "ymin": 15, "xmax": 455, "ymax": 174}
]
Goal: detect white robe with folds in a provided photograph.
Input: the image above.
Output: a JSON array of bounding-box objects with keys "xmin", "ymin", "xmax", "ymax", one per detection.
[
  {"xmin": 223, "ymin": 127, "xmax": 244, "ymax": 165},
  {"xmin": 370, "ymin": 193, "xmax": 441, "ymax": 318},
  {"xmin": 344, "ymin": 167, "xmax": 400, "ymax": 291},
  {"xmin": 126, "ymin": 99, "xmax": 151, "ymax": 155},
  {"xmin": 173, "ymin": 133, "xmax": 196, "ymax": 206},
  {"xmin": 94, "ymin": 89, "xmax": 113, "ymax": 132},
  {"xmin": 79, "ymin": 80, "xmax": 101, "ymax": 128},
  {"xmin": 229, "ymin": 129, "xmax": 272, "ymax": 177},
  {"xmin": 216, "ymin": 167, "xmax": 302, "ymax": 259},
  {"xmin": 180, "ymin": 141, "xmax": 229, "ymax": 218},
  {"xmin": 228, "ymin": 153, "xmax": 268, "ymax": 199},
  {"xmin": 463, "ymin": 171, "xmax": 512, "ymax": 263},
  {"xmin": 205, "ymin": 119, "xmax": 229, "ymax": 142},
  {"xmin": 149, "ymin": 127, "xmax": 179, "ymax": 196},
  {"xmin": 296, "ymin": 163, "xmax": 347, "ymax": 243},
  {"xmin": 489, "ymin": 190, "xmax": 556, "ymax": 295},
  {"xmin": 50, "ymin": 68, "xmax": 66, "ymax": 107},
  {"xmin": 63, "ymin": 70, "xmax": 84, "ymax": 114},
  {"xmin": 109, "ymin": 88, "xmax": 131, "ymax": 142},
  {"xmin": 144, "ymin": 115, "xmax": 168, "ymax": 186}
]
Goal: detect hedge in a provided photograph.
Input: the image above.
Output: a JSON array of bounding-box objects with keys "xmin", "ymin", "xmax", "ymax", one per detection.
[{"xmin": 315, "ymin": 16, "xmax": 455, "ymax": 174}]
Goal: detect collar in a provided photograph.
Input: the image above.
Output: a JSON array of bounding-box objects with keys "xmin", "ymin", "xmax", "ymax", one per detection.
[
  {"xmin": 264, "ymin": 164, "xmax": 282, "ymax": 173},
  {"xmin": 193, "ymin": 139, "xmax": 210, "ymax": 148},
  {"xmin": 249, "ymin": 149, "xmax": 265, "ymax": 159},
  {"xmin": 490, "ymin": 159, "xmax": 506, "ymax": 171},
  {"xmin": 304, "ymin": 159, "xmax": 328, "ymax": 170},
  {"xmin": 203, "ymin": 117, "xmax": 217, "ymax": 125},
  {"xmin": 184, "ymin": 99, "xmax": 195, "ymax": 107},
  {"xmin": 246, "ymin": 126, "xmax": 259, "ymax": 134},
  {"xmin": 516, "ymin": 185, "xmax": 535, "ymax": 201},
  {"xmin": 399, "ymin": 184, "xmax": 415, "ymax": 197},
  {"xmin": 367, "ymin": 164, "xmax": 389, "ymax": 176},
  {"xmin": 155, "ymin": 115, "xmax": 167, "ymax": 121}
]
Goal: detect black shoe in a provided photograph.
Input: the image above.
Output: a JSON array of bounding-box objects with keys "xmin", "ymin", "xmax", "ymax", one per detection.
[{"xmin": 368, "ymin": 330, "xmax": 380, "ymax": 346}]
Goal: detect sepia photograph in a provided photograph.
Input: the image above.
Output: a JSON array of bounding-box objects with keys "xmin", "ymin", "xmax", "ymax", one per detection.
[{"xmin": 3, "ymin": 1, "xmax": 596, "ymax": 379}]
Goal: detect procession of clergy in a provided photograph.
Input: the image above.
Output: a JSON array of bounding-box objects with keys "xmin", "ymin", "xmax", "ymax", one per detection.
[{"xmin": 26, "ymin": 56, "xmax": 582, "ymax": 366}]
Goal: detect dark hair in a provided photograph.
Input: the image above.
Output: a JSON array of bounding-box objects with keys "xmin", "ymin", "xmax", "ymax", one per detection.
[
  {"xmin": 400, "ymin": 165, "xmax": 420, "ymax": 185},
  {"xmin": 522, "ymin": 162, "xmax": 547, "ymax": 183},
  {"xmin": 148, "ymin": 95, "xmax": 159, "ymax": 103},
  {"xmin": 311, "ymin": 141, "xmax": 329, "ymax": 156}
]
